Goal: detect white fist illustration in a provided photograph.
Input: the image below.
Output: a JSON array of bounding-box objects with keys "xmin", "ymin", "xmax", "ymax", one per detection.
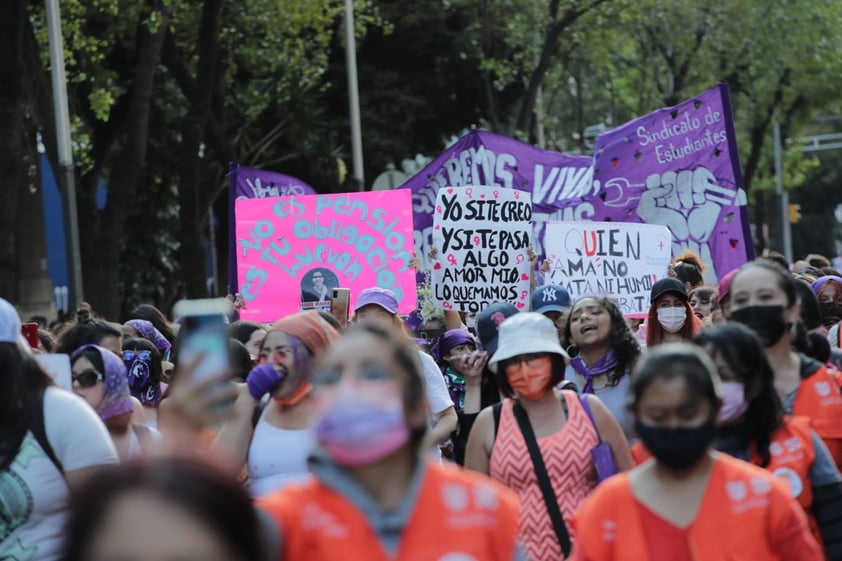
[{"xmin": 636, "ymin": 168, "xmax": 744, "ymax": 244}]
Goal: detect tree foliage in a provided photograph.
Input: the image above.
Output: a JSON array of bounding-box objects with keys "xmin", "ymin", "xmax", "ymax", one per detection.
[{"xmin": 5, "ymin": 0, "xmax": 842, "ymax": 313}]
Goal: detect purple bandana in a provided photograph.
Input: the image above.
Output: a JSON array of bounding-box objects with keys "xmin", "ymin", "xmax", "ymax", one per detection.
[
  {"xmin": 811, "ymin": 276, "xmax": 842, "ymax": 295},
  {"xmin": 570, "ymin": 351, "xmax": 619, "ymax": 394},
  {"xmin": 125, "ymin": 319, "xmax": 172, "ymax": 356},
  {"xmin": 72, "ymin": 344, "xmax": 133, "ymax": 420},
  {"xmin": 431, "ymin": 329, "xmax": 476, "ymax": 363},
  {"xmin": 124, "ymin": 355, "xmax": 161, "ymax": 407}
]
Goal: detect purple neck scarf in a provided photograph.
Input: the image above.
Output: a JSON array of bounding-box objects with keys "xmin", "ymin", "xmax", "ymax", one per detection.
[
  {"xmin": 570, "ymin": 351, "xmax": 619, "ymax": 394},
  {"xmin": 72, "ymin": 344, "xmax": 133, "ymax": 420},
  {"xmin": 125, "ymin": 319, "xmax": 172, "ymax": 356}
]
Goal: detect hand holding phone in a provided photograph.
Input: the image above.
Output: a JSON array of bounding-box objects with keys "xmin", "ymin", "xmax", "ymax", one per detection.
[
  {"xmin": 21, "ymin": 323, "xmax": 39, "ymax": 349},
  {"xmin": 173, "ymin": 299, "xmax": 234, "ymax": 413},
  {"xmin": 330, "ymin": 288, "xmax": 351, "ymax": 327}
]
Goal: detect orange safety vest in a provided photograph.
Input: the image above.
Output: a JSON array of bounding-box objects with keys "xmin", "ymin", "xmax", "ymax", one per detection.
[
  {"xmin": 571, "ymin": 454, "xmax": 822, "ymax": 561},
  {"xmin": 258, "ymin": 460, "xmax": 521, "ymax": 561},
  {"xmin": 795, "ymin": 358, "xmax": 842, "ymax": 468}
]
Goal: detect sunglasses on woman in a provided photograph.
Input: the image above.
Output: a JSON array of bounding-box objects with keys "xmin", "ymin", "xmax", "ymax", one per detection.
[
  {"xmin": 72, "ymin": 369, "xmax": 104, "ymax": 388},
  {"xmin": 123, "ymin": 349, "xmax": 152, "ymax": 361}
]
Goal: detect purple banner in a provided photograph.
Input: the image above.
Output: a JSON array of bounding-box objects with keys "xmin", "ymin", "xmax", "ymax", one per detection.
[
  {"xmin": 228, "ymin": 163, "xmax": 317, "ymax": 294},
  {"xmin": 401, "ymin": 132, "xmax": 594, "ymax": 270},
  {"xmin": 591, "ymin": 83, "xmax": 753, "ymax": 281},
  {"xmin": 401, "ymin": 84, "xmax": 752, "ymax": 282}
]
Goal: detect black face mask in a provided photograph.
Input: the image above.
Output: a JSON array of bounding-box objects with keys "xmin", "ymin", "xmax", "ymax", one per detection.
[
  {"xmin": 820, "ymin": 301, "xmax": 842, "ymax": 328},
  {"xmin": 730, "ymin": 305, "xmax": 788, "ymax": 347},
  {"xmin": 635, "ymin": 419, "xmax": 715, "ymax": 470}
]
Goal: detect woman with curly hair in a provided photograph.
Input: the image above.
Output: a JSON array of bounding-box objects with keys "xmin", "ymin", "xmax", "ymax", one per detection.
[
  {"xmin": 563, "ymin": 297, "xmax": 642, "ymax": 433},
  {"xmin": 669, "ymin": 249, "xmax": 706, "ymax": 293}
]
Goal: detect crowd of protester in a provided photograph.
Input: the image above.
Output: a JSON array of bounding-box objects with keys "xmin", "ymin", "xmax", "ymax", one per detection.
[{"xmin": 2, "ymin": 248, "xmax": 842, "ymax": 560}]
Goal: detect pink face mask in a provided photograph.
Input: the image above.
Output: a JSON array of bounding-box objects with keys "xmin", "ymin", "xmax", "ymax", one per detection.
[
  {"xmin": 718, "ymin": 382, "xmax": 749, "ymax": 423},
  {"xmin": 314, "ymin": 389, "xmax": 409, "ymax": 467}
]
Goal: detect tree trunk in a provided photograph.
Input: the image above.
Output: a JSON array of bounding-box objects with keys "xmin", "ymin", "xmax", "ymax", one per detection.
[
  {"xmin": 177, "ymin": 0, "xmax": 225, "ymax": 298},
  {"xmin": 83, "ymin": 5, "xmax": 170, "ymax": 319},
  {"xmin": 0, "ymin": 0, "xmax": 27, "ymax": 300}
]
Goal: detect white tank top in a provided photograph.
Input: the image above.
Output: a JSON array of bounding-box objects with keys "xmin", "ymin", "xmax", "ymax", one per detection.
[{"xmin": 247, "ymin": 410, "xmax": 315, "ymax": 497}]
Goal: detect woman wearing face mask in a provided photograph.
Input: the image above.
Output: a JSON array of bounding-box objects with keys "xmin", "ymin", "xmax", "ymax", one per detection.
[
  {"xmin": 211, "ymin": 311, "xmax": 339, "ymax": 497},
  {"xmin": 465, "ymin": 313, "xmax": 633, "ymax": 561},
  {"xmin": 563, "ymin": 297, "xmax": 641, "ymax": 434},
  {"xmin": 71, "ymin": 344, "xmax": 161, "ymax": 461},
  {"xmin": 432, "ymin": 328, "xmax": 494, "ymax": 464},
  {"xmin": 814, "ymin": 276, "xmax": 842, "ymax": 346},
  {"xmin": 122, "ymin": 319, "xmax": 172, "ymax": 361},
  {"xmin": 570, "ymin": 344, "xmax": 823, "ymax": 561},
  {"xmin": 257, "ymin": 322, "xmax": 526, "ymax": 561},
  {"xmin": 729, "ymin": 261, "xmax": 842, "ymax": 470},
  {"xmin": 122, "ymin": 338, "xmax": 164, "ymax": 428},
  {"xmin": 695, "ymin": 324, "xmax": 842, "ymax": 560},
  {"xmin": 646, "ymin": 278, "xmax": 701, "ymax": 347}
]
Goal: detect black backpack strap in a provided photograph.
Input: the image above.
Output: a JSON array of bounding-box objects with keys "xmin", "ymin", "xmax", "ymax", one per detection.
[
  {"xmin": 512, "ymin": 400, "xmax": 572, "ymax": 557},
  {"xmin": 24, "ymin": 388, "xmax": 64, "ymax": 476}
]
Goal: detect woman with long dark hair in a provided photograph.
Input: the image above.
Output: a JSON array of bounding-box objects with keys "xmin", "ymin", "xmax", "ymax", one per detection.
[
  {"xmin": 695, "ymin": 323, "xmax": 842, "ymax": 559},
  {"xmin": 729, "ymin": 261, "xmax": 842, "ymax": 469},
  {"xmin": 563, "ymin": 297, "xmax": 641, "ymax": 432},
  {"xmin": 0, "ymin": 298, "xmax": 117, "ymax": 561},
  {"xmin": 571, "ymin": 344, "xmax": 823, "ymax": 561}
]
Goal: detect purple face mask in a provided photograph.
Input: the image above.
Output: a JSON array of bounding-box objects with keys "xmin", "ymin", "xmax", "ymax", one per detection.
[
  {"xmin": 124, "ymin": 354, "xmax": 160, "ymax": 407},
  {"xmin": 314, "ymin": 394, "xmax": 409, "ymax": 467}
]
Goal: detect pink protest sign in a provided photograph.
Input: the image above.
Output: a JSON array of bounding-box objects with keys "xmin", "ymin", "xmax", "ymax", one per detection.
[{"xmin": 235, "ymin": 190, "xmax": 416, "ymax": 322}]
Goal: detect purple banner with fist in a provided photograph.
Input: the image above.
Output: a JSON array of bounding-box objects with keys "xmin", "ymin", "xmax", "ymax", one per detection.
[
  {"xmin": 591, "ymin": 83, "xmax": 753, "ymax": 281},
  {"xmin": 401, "ymin": 83, "xmax": 752, "ymax": 282}
]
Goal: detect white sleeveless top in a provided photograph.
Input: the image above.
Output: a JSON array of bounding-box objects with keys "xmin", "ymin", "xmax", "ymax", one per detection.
[{"xmin": 247, "ymin": 410, "xmax": 315, "ymax": 497}]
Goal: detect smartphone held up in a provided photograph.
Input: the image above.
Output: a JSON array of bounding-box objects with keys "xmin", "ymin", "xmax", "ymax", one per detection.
[{"xmin": 172, "ymin": 298, "xmax": 235, "ymax": 412}]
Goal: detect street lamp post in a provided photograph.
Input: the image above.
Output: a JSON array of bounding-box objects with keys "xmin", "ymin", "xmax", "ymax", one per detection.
[{"xmin": 45, "ymin": 0, "xmax": 84, "ymax": 309}]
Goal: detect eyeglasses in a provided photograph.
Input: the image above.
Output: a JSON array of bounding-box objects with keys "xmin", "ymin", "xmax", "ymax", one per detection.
[
  {"xmin": 123, "ymin": 350, "xmax": 152, "ymax": 361},
  {"xmin": 72, "ymin": 369, "xmax": 104, "ymax": 388},
  {"xmin": 313, "ymin": 275, "xmax": 324, "ymax": 280},
  {"xmin": 501, "ymin": 353, "xmax": 550, "ymax": 370}
]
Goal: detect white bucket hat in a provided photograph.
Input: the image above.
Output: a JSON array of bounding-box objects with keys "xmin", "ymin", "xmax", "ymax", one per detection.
[
  {"xmin": 489, "ymin": 312, "xmax": 569, "ymax": 366},
  {"xmin": 0, "ymin": 298, "xmax": 22, "ymax": 344}
]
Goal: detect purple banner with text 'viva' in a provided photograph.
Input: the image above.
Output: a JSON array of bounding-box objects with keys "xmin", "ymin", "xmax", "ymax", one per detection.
[
  {"xmin": 401, "ymin": 131, "xmax": 594, "ymax": 270},
  {"xmin": 228, "ymin": 163, "xmax": 316, "ymax": 295},
  {"xmin": 591, "ymin": 83, "xmax": 753, "ymax": 281}
]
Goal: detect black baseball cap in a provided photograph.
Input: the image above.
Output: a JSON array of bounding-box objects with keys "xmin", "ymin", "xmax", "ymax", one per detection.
[
  {"xmin": 476, "ymin": 302, "xmax": 519, "ymax": 356},
  {"xmin": 650, "ymin": 277, "xmax": 688, "ymax": 303}
]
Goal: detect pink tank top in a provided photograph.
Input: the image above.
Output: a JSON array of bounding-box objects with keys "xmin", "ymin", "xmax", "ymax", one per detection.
[{"xmin": 490, "ymin": 391, "xmax": 598, "ymax": 560}]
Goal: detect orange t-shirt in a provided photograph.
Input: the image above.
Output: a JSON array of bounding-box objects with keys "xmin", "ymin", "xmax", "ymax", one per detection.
[
  {"xmin": 636, "ymin": 500, "xmax": 693, "ymax": 561},
  {"xmin": 571, "ymin": 454, "xmax": 823, "ymax": 561}
]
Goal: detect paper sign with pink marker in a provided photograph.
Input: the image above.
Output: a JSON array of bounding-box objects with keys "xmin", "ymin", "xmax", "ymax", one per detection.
[
  {"xmin": 432, "ymin": 186, "xmax": 532, "ymax": 312},
  {"xmin": 543, "ymin": 220, "xmax": 672, "ymax": 317},
  {"xmin": 235, "ymin": 190, "xmax": 417, "ymax": 322}
]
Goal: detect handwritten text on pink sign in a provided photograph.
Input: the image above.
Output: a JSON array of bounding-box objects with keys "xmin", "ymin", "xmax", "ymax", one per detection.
[{"xmin": 235, "ymin": 190, "xmax": 416, "ymax": 321}]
